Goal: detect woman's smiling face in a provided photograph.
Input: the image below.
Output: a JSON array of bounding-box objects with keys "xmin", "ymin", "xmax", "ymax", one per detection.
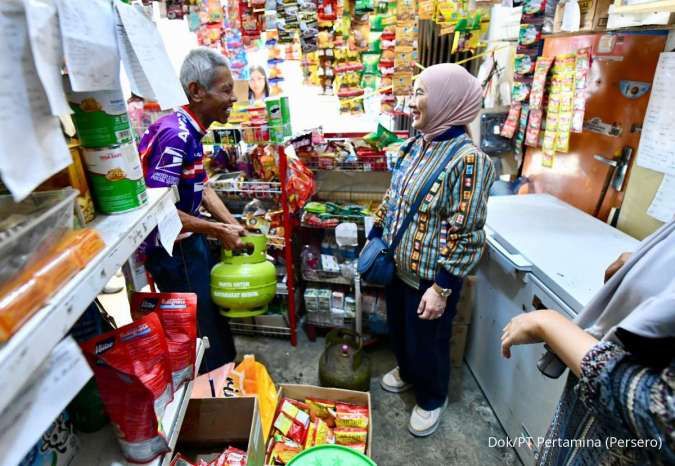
[{"xmin": 410, "ymin": 78, "xmax": 428, "ymax": 131}]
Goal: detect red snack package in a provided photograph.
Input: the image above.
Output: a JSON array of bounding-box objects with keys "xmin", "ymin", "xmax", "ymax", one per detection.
[
  {"xmin": 131, "ymin": 292, "xmax": 198, "ymax": 390},
  {"xmin": 335, "ymin": 403, "xmax": 369, "ymax": 429},
  {"xmin": 81, "ymin": 313, "xmax": 173, "ymax": 463},
  {"xmin": 273, "ymin": 399, "xmax": 311, "ymax": 444},
  {"xmin": 500, "ymin": 102, "xmax": 521, "ymax": 139},
  {"xmin": 215, "ymin": 447, "xmax": 247, "ymax": 466}
]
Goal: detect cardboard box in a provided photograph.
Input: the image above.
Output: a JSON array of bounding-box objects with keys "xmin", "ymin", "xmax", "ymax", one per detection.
[
  {"xmin": 553, "ymin": 0, "xmax": 612, "ymax": 32},
  {"xmin": 454, "ymin": 276, "xmax": 476, "ymax": 326},
  {"xmin": 273, "ymin": 384, "xmax": 373, "ymax": 458},
  {"xmin": 450, "ymin": 324, "xmax": 470, "ymax": 368},
  {"xmin": 175, "ymin": 396, "xmax": 266, "ymax": 466}
]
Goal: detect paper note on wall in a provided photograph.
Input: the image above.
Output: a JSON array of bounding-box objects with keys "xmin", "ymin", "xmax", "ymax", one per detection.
[
  {"xmin": 115, "ymin": 2, "xmax": 187, "ymax": 110},
  {"xmin": 22, "ymin": 0, "xmax": 71, "ymax": 116},
  {"xmin": 55, "ymin": 0, "xmax": 120, "ymax": 92},
  {"xmin": 647, "ymin": 174, "xmax": 675, "ymax": 223},
  {"xmin": 636, "ymin": 52, "xmax": 675, "ymax": 175},
  {"xmin": 0, "ymin": 1, "xmax": 71, "ymax": 201}
]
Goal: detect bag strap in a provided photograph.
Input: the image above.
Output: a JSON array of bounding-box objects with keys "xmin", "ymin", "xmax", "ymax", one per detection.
[{"xmin": 389, "ymin": 135, "xmax": 470, "ymax": 252}]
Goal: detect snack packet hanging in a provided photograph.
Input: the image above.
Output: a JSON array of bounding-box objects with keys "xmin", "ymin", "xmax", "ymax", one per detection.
[
  {"xmin": 81, "ymin": 313, "xmax": 173, "ymax": 464},
  {"xmin": 131, "ymin": 292, "xmax": 198, "ymax": 391},
  {"xmin": 363, "ymin": 123, "xmax": 403, "ymax": 150},
  {"xmin": 500, "ymin": 102, "xmax": 521, "ymax": 139}
]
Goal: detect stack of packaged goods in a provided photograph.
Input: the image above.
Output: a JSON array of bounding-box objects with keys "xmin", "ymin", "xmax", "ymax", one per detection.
[
  {"xmin": 302, "ymin": 50, "xmax": 321, "ymax": 85},
  {"xmin": 277, "ymin": 0, "xmax": 301, "ymax": 44},
  {"xmin": 500, "ymin": 0, "xmax": 546, "ymax": 162},
  {"xmin": 65, "ymin": 85, "xmax": 148, "ymax": 215},
  {"xmin": 79, "ymin": 293, "xmax": 198, "ymax": 464},
  {"xmin": 268, "ymin": 36, "xmax": 287, "ymax": 96},
  {"xmin": 240, "ymin": 0, "xmax": 265, "ymax": 43},
  {"xmin": 316, "ymin": 26, "xmax": 336, "ymax": 95},
  {"xmin": 392, "ymin": 0, "xmax": 416, "ymax": 97},
  {"xmin": 298, "ymin": 0, "xmax": 319, "ymax": 54},
  {"xmin": 376, "ymin": 1, "xmax": 396, "ymax": 113},
  {"xmin": 266, "ymin": 398, "xmax": 370, "ymax": 464},
  {"xmin": 335, "ymin": 47, "xmax": 365, "ymax": 114}
]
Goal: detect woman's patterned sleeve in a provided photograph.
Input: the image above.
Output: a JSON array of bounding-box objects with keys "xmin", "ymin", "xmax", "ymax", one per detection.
[{"xmin": 576, "ymin": 341, "xmax": 675, "ymax": 462}]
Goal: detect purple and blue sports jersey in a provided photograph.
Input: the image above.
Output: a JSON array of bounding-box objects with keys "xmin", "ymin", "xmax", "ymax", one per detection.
[{"xmin": 139, "ymin": 106, "xmax": 209, "ymax": 216}]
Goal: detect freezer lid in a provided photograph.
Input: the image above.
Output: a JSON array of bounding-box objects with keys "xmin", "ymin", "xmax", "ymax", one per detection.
[{"xmin": 485, "ymin": 194, "xmax": 639, "ymax": 313}]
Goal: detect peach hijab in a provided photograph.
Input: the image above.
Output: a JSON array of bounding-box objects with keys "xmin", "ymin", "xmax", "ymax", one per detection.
[{"xmin": 416, "ymin": 63, "xmax": 483, "ymax": 141}]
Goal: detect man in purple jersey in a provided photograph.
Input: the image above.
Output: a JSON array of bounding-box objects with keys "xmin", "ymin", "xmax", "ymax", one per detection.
[{"xmin": 139, "ymin": 48, "xmax": 242, "ymax": 372}]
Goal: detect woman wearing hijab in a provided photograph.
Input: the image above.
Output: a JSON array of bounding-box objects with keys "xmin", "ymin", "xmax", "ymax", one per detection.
[
  {"xmin": 502, "ymin": 218, "xmax": 675, "ymax": 465},
  {"xmin": 370, "ymin": 63, "xmax": 495, "ymax": 437}
]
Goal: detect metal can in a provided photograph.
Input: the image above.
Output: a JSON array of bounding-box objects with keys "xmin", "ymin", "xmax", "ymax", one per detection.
[
  {"xmin": 264, "ymin": 97, "xmax": 283, "ymax": 122},
  {"xmin": 81, "ymin": 144, "xmax": 148, "ymax": 214},
  {"xmin": 66, "ymin": 84, "xmax": 133, "ymax": 148}
]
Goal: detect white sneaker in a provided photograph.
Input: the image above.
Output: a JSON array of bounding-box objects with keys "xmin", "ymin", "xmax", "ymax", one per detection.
[
  {"xmin": 408, "ymin": 399, "xmax": 447, "ymax": 437},
  {"xmin": 380, "ymin": 367, "xmax": 412, "ymax": 393}
]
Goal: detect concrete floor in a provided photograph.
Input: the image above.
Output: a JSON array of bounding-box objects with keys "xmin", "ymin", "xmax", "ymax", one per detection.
[{"xmin": 235, "ymin": 332, "xmax": 521, "ymax": 466}]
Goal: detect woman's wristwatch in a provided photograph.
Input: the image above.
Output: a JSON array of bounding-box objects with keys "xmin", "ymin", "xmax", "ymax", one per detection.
[{"xmin": 432, "ymin": 283, "xmax": 452, "ymax": 299}]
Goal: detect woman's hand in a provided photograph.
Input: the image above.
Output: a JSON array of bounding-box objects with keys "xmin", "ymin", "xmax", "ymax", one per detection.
[
  {"xmin": 501, "ymin": 310, "xmax": 553, "ymax": 358},
  {"xmin": 417, "ymin": 287, "xmax": 447, "ymax": 320}
]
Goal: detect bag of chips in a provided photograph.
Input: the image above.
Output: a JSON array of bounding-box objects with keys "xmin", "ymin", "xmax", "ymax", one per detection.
[
  {"xmin": 131, "ymin": 292, "xmax": 198, "ymax": 391},
  {"xmin": 335, "ymin": 403, "xmax": 369, "ymax": 429},
  {"xmin": 273, "ymin": 399, "xmax": 311, "ymax": 444},
  {"xmin": 81, "ymin": 313, "xmax": 173, "ymax": 463},
  {"xmin": 363, "ymin": 123, "xmax": 403, "ymax": 150},
  {"xmin": 334, "ymin": 427, "xmax": 368, "ymax": 445},
  {"xmin": 306, "ymin": 398, "xmax": 337, "ymax": 426}
]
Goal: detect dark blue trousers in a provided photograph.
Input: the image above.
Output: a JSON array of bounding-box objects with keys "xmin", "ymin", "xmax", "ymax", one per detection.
[
  {"xmin": 145, "ymin": 234, "xmax": 236, "ymax": 373},
  {"xmin": 385, "ymin": 275, "xmax": 462, "ymax": 410}
]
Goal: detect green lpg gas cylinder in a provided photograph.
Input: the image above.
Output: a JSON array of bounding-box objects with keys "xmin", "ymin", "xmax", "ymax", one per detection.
[{"xmin": 211, "ymin": 234, "xmax": 277, "ymax": 318}]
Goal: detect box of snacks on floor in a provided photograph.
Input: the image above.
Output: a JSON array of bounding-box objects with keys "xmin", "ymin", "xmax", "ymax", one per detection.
[
  {"xmin": 173, "ymin": 397, "xmax": 265, "ymax": 466},
  {"xmin": 266, "ymin": 384, "xmax": 373, "ymax": 464}
]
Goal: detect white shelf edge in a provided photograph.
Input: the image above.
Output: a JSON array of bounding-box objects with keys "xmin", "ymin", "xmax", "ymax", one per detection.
[
  {"xmin": 74, "ymin": 338, "xmax": 206, "ymax": 466},
  {"xmin": 0, "ymin": 187, "xmax": 177, "ymax": 416}
]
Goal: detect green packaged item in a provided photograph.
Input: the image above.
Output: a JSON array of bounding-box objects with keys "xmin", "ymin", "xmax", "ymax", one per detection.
[
  {"xmin": 355, "ymin": 0, "xmax": 373, "ymax": 14},
  {"xmin": 360, "ymin": 74, "xmax": 379, "ymax": 91},
  {"xmin": 367, "ymin": 37, "xmax": 382, "ymax": 53},
  {"xmin": 66, "ymin": 84, "xmax": 133, "ymax": 148},
  {"xmin": 304, "ymin": 202, "xmax": 327, "ymax": 214},
  {"xmin": 361, "ymin": 52, "xmax": 380, "ymax": 75},
  {"xmin": 363, "ymin": 123, "xmax": 402, "ymax": 150},
  {"xmin": 82, "ymin": 143, "xmax": 148, "ymax": 214},
  {"xmin": 265, "ymin": 97, "xmax": 283, "ymax": 123},
  {"xmin": 370, "ymin": 14, "xmax": 384, "ymax": 32}
]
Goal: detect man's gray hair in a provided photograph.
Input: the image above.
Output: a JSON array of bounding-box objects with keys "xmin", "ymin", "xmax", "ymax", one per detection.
[{"xmin": 180, "ymin": 47, "xmax": 230, "ymax": 94}]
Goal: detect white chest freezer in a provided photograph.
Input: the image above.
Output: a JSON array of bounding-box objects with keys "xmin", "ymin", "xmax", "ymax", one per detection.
[{"xmin": 465, "ymin": 194, "xmax": 639, "ymax": 465}]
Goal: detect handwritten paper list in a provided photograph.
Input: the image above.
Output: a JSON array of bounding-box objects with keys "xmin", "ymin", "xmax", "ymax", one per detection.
[{"xmin": 636, "ymin": 52, "xmax": 675, "ymax": 175}]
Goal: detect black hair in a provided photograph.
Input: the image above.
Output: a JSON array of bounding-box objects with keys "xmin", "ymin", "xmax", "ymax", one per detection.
[{"xmin": 248, "ymin": 66, "xmax": 270, "ymax": 101}]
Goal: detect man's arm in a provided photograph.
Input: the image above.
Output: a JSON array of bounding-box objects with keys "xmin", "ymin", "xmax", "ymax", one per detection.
[
  {"xmin": 178, "ymin": 210, "xmax": 243, "ymax": 250},
  {"xmin": 202, "ymin": 185, "xmax": 239, "ymax": 225}
]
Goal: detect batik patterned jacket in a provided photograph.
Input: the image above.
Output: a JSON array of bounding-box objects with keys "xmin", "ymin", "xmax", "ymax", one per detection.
[{"xmin": 372, "ymin": 127, "xmax": 495, "ymax": 289}]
